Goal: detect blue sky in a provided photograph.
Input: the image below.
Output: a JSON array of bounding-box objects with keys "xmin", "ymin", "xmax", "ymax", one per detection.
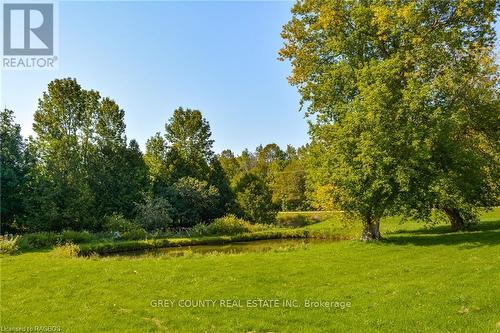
[
  {"xmin": 1, "ymin": 1, "xmax": 303, "ymax": 153},
  {"xmin": 1, "ymin": 2, "xmax": 499, "ymax": 153}
]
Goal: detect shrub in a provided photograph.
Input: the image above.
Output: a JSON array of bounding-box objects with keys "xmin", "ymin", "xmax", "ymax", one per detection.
[
  {"xmin": 0, "ymin": 235, "xmax": 20, "ymax": 255},
  {"xmin": 207, "ymin": 215, "xmax": 253, "ymax": 236},
  {"xmin": 121, "ymin": 228, "xmax": 148, "ymax": 241},
  {"xmin": 277, "ymin": 212, "xmax": 332, "ymax": 227},
  {"xmin": 103, "ymin": 214, "xmax": 140, "ymax": 233},
  {"xmin": 190, "ymin": 223, "xmax": 210, "ymax": 237},
  {"xmin": 135, "ymin": 197, "xmax": 173, "ymax": 232},
  {"xmin": 171, "ymin": 177, "xmax": 220, "ymax": 227},
  {"xmin": 18, "ymin": 232, "xmax": 59, "ymax": 249},
  {"xmin": 278, "ymin": 214, "xmax": 308, "ymax": 227},
  {"xmin": 52, "ymin": 242, "xmax": 80, "ymax": 257},
  {"xmin": 60, "ymin": 230, "xmax": 93, "ymax": 244},
  {"xmin": 233, "ymin": 173, "xmax": 277, "ymax": 224}
]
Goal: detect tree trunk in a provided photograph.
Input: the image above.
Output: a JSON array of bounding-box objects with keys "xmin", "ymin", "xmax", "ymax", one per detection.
[
  {"xmin": 360, "ymin": 218, "xmax": 382, "ymax": 241},
  {"xmin": 443, "ymin": 207, "xmax": 465, "ymax": 231}
]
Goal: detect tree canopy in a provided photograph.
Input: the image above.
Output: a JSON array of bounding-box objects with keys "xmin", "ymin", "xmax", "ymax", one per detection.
[{"xmin": 280, "ymin": 0, "xmax": 499, "ymax": 239}]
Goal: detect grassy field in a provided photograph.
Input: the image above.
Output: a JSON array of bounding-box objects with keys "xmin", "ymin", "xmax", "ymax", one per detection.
[{"xmin": 1, "ymin": 209, "xmax": 499, "ymax": 332}]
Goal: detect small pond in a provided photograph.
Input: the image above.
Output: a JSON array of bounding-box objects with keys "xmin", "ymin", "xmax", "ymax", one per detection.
[{"xmin": 104, "ymin": 238, "xmax": 333, "ymax": 258}]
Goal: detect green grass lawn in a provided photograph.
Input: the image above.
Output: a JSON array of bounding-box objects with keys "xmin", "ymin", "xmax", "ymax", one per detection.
[{"xmin": 1, "ymin": 209, "xmax": 499, "ymax": 332}]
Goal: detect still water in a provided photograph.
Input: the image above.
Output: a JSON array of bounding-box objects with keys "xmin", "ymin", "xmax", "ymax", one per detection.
[{"xmin": 104, "ymin": 238, "xmax": 332, "ymax": 258}]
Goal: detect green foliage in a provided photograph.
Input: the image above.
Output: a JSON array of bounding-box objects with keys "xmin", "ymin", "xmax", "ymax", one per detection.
[
  {"xmin": 218, "ymin": 149, "xmax": 241, "ymax": 180},
  {"xmin": 145, "ymin": 107, "xmax": 214, "ymax": 187},
  {"xmin": 188, "ymin": 223, "xmax": 210, "ymax": 237},
  {"xmin": 134, "ymin": 197, "xmax": 173, "ymax": 232},
  {"xmin": 219, "ymin": 144, "xmax": 309, "ymax": 214},
  {"xmin": 0, "ymin": 235, "xmax": 20, "ymax": 255},
  {"xmin": 17, "ymin": 232, "xmax": 60, "ymax": 250},
  {"xmin": 103, "ymin": 214, "xmax": 140, "ymax": 233},
  {"xmin": 101, "ymin": 213, "xmax": 147, "ymax": 240},
  {"xmin": 90, "ymin": 136, "xmax": 149, "ymax": 220},
  {"xmin": 277, "ymin": 211, "xmax": 333, "ymax": 227},
  {"xmin": 79, "ymin": 239, "xmax": 153, "ymax": 255},
  {"xmin": 170, "ymin": 177, "xmax": 220, "ymax": 226},
  {"xmin": 60, "ymin": 230, "xmax": 92, "ymax": 244},
  {"xmin": 144, "ymin": 108, "xmax": 233, "ymax": 224},
  {"xmin": 121, "ymin": 229, "xmax": 148, "ymax": 241},
  {"xmin": 144, "ymin": 132, "xmax": 170, "ymax": 194},
  {"xmin": 16, "ymin": 230, "xmax": 93, "ymax": 250},
  {"xmin": 233, "ymin": 173, "xmax": 277, "ymax": 224},
  {"xmin": 78, "ymin": 228, "xmax": 312, "ymax": 256},
  {"xmin": 280, "ymin": 0, "xmax": 500, "ymax": 237},
  {"xmin": 254, "ymin": 143, "xmax": 287, "ymax": 179},
  {"xmin": 209, "ymin": 157, "xmax": 236, "ymax": 216},
  {"xmin": 20, "ymin": 139, "xmax": 60, "ymax": 232},
  {"xmin": 164, "ymin": 107, "xmax": 214, "ymax": 169},
  {"xmin": 26, "ymin": 78, "xmax": 147, "ymax": 232},
  {"xmin": 0, "ymin": 109, "xmax": 28, "ymax": 232},
  {"xmin": 271, "ymin": 158, "xmax": 307, "ymax": 211},
  {"xmin": 207, "ymin": 215, "xmax": 253, "ymax": 235},
  {"xmin": 30, "ymin": 78, "xmax": 97, "ymax": 230}
]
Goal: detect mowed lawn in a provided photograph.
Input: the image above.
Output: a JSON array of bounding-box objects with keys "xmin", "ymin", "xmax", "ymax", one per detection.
[{"xmin": 1, "ymin": 209, "xmax": 499, "ymax": 333}]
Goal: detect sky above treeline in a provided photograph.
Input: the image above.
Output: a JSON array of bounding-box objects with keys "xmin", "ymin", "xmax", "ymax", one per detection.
[{"xmin": 2, "ymin": 1, "xmax": 499, "ymax": 153}]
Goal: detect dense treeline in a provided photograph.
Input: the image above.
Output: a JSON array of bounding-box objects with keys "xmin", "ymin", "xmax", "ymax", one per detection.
[
  {"xmin": 0, "ymin": 79, "xmax": 309, "ymax": 233},
  {"xmin": 2, "ymin": 1, "xmax": 499, "ymax": 238}
]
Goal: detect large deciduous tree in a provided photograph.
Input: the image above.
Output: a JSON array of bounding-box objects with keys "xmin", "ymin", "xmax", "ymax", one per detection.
[
  {"xmin": 32, "ymin": 78, "xmax": 96, "ymax": 230},
  {"xmin": 31, "ymin": 78, "xmax": 147, "ymax": 231},
  {"xmin": 145, "ymin": 107, "xmax": 231, "ymax": 225},
  {"xmin": 145, "ymin": 107, "xmax": 215, "ymax": 185},
  {"xmin": 164, "ymin": 107, "xmax": 214, "ymax": 181},
  {"xmin": 280, "ymin": 0, "xmax": 499, "ymax": 239}
]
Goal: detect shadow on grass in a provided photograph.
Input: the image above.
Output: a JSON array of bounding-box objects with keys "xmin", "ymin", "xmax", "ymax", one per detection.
[
  {"xmin": 388, "ymin": 219, "xmax": 500, "ymax": 235},
  {"xmin": 383, "ymin": 220, "xmax": 500, "ymax": 248}
]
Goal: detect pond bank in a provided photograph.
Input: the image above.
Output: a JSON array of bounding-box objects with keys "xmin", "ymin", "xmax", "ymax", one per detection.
[
  {"xmin": 103, "ymin": 238, "xmax": 336, "ymax": 258},
  {"xmin": 78, "ymin": 228, "xmax": 352, "ymax": 256}
]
